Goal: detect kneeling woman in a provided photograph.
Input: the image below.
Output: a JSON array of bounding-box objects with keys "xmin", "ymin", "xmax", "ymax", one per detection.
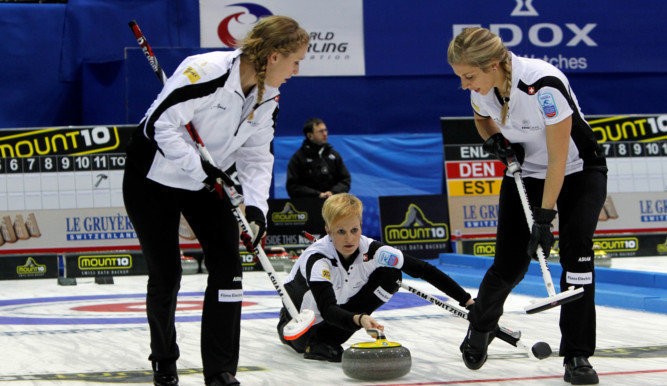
[{"xmin": 277, "ymin": 193, "xmax": 473, "ymax": 361}]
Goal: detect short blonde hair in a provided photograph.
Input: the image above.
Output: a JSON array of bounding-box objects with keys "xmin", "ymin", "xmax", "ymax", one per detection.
[{"xmin": 322, "ymin": 193, "xmax": 363, "ymax": 228}]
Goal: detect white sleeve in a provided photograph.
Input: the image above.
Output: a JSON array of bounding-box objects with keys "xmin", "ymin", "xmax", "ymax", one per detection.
[
  {"xmin": 146, "ymin": 58, "xmax": 220, "ymax": 183},
  {"xmin": 236, "ymin": 122, "xmax": 275, "ymax": 215},
  {"xmin": 373, "ymin": 245, "xmax": 404, "ymax": 269},
  {"xmin": 150, "ymin": 104, "xmax": 204, "ymax": 182},
  {"xmin": 537, "ymin": 86, "xmax": 573, "ymax": 125},
  {"xmin": 307, "ymin": 258, "xmax": 333, "ymax": 283}
]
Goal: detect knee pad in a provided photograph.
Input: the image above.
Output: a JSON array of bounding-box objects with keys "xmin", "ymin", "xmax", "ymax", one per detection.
[
  {"xmin": 373, "ymin": 284, "xmax": 395, "ymax": 303},
  {"xmin": 371, "ymin": 267, "xmax": 401, "ymax": 292},
  {"xmin": 375, "ymin": 269, "xmax": 401, "ymax": 303}
]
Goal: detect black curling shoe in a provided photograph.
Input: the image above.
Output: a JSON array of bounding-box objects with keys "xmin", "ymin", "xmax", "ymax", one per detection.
[
  {"xmin": 460, "ymin": 325, "xmax": 490, "ymax": 370},
  {"xmin": 152, "ymin": 361, "xmax": 178, "ymax": 386},
  {"xmin": 206, "ymin": 372, "xmax": 240, "ymax": 386},
  {"xmin": 153, "ymin": 373, "xmax": 179, "ymax": 386},
  {"xmin": 564, "ymin": 356, "xmax": 599, "ymax": 385}
]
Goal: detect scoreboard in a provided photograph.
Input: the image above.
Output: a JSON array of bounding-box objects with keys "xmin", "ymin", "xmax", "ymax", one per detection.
[
  {"xmin": 441, "ymin": 114, "xmax": 667, "ymax": 257},
  {"xmin": 0, "ymin": 126, "xmax": 141, "ymax": 253},
  {"xmin": 0, "ymin": 126, "xmax": 129, "ymax": 212},
  {"xmin": 0, "ymin": 152, "xmax": 126, "ymax": 211}
]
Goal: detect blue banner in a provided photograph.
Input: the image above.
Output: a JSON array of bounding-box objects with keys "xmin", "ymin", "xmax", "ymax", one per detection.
[
  {"xmin": 273, "ymin": 133, "xmax": 444, "ymax": 239},
  {"xmin": 364, "ymin": 0, "xmax": 666, "ymax": 75}
]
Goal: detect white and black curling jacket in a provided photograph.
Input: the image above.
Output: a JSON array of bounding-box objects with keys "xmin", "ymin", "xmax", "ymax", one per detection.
[
  {"xmin": 282, "ymin": 235, "xmax": 472, "ymax": 331},
  {"xmin": 283, "ymin": 235, "xmax": 385, "ymax": 330},
  {"xmin": 470, "ymin": 53, "xmax": 606, "ymax": 179},
  {"xmin": 126, "ymin": 49, "xmax": 279, "ymax": 215}
]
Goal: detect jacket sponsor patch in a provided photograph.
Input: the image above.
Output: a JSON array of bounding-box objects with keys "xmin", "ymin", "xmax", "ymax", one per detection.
[
  {"xmin": 376, "ymin": 249, "xmax": 400, "ymax": 267},
  {"xmin": 183, "ymin": 66, "xmax": 201, "ymax": 83},
  {"xmin": 539, "ymin": 92, "xmax": 558, "ymax": 118}
]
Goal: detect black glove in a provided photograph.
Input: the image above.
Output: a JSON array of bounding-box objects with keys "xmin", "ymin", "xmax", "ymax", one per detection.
[
  {"xmin": 244, "ymin": 205, "xmax": 266, "ymax": 249},
  {"xmin": 482, "ymin": 133, "xmax": 525, "ymax": 165},
  {"xmin": 201, "ymin": 159, "xmax": 235, "ymax": 191},
  {"xmin": 527, "ymin": 207, "xmax": 557, "ymax": 260}
]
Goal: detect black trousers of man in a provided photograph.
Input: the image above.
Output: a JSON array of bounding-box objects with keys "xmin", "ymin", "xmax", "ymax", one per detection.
[
  {"xmin": 123, "ymin": 164, "xmax": 242, "ymax": 379},
  {"xmin": 469, "ymin": 168, "xmax": 607, "ymax": 361}
]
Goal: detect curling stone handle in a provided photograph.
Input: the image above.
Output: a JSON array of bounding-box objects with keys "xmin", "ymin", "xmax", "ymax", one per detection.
[{"xmin": 366, "ymin": 328, "xmax": 386, "ymax": 340}]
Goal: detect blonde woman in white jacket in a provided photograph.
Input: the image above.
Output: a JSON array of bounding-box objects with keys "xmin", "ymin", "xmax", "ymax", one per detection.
[
  {"xmin": 448, "ymin": 27, "xmax": 606, "ymax": 385},
  {"xmin": 277, "ymin": 193, "xmax": 474, "ymax": 362},
  {"xmin": 123, "ymin": 16, "xmax": 309, "ymax": 386}
]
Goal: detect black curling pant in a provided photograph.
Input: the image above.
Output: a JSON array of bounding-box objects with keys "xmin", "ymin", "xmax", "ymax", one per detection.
[
  {"xmin": 469, "ymin": 168, "xmax": 607, "ymax": 360},
  {"xmin": 279, "ymin": 267, "xmax": 401, "ymax": 353},
  {"xmin": 123, "ymin": 164, "xmax": 242, "ymax": 378}
]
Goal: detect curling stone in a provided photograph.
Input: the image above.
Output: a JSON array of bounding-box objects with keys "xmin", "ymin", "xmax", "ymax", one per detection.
[{"xmin": 342, "ymin": 329, "xmax": 411, "ymax": 381}]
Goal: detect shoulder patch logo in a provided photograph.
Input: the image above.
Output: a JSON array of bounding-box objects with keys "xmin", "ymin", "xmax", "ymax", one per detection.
[
  {"xmin": 321, "ymin": 269, "xmax": 330, "ymax": 281},
  {"xmin": 538, "ymin": 92, "xmax": 558, "ymax": 118},
  {"xmin": 183, "ymin": 66, "xmax": 201, "ymax": 84}
]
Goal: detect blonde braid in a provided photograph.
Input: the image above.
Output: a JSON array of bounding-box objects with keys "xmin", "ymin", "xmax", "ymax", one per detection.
[
  {"xmin": 248, "ymin": 64, "xmax": 267, "ymax": 122},
  {"xmin": 447, "ymin": 27, "xmax": 512, "ymax": 124},
  {"xmin": 499, "ymin": 55, "xmax": 512, "ymax": 125}
]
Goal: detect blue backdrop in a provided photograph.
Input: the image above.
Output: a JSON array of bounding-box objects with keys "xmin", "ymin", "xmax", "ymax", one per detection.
[
  {"xmin": 273, "ymin": 133, "xmax": 444, "ymax": 238},
  {"xmin": 0, "ymin": 0, "xmax": 665, "ymax": 133}
]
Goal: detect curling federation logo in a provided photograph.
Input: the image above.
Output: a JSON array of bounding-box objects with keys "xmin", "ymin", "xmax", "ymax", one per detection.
[{"xmin": 217, "ymin": 3, "xmax": 273, "ymax": 47}]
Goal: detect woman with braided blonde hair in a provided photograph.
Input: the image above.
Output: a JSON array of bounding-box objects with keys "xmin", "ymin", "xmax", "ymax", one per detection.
[
  {"xmin": 447, "ymin": 27, "xmax": 607, "ymax": 385},
  {"xmin": 123, "ymin": 15, "xmax": 308, "ymax": 386}
]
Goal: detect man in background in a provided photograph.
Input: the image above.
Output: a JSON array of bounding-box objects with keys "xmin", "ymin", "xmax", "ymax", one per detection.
[{"xmin": 286, "ymin": 118, "xmax": 351, "ymax": 199}]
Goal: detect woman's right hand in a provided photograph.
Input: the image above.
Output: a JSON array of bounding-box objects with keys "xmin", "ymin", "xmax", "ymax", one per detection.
[{"xmin": 359, "ymin": 314, "xmax": 383, "ymax": 331}]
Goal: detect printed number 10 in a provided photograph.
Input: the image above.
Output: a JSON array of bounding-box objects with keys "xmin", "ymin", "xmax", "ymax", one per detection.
[{"xmin": 80, "ymin": 127, "xmax": 111, "ymax": 146}]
